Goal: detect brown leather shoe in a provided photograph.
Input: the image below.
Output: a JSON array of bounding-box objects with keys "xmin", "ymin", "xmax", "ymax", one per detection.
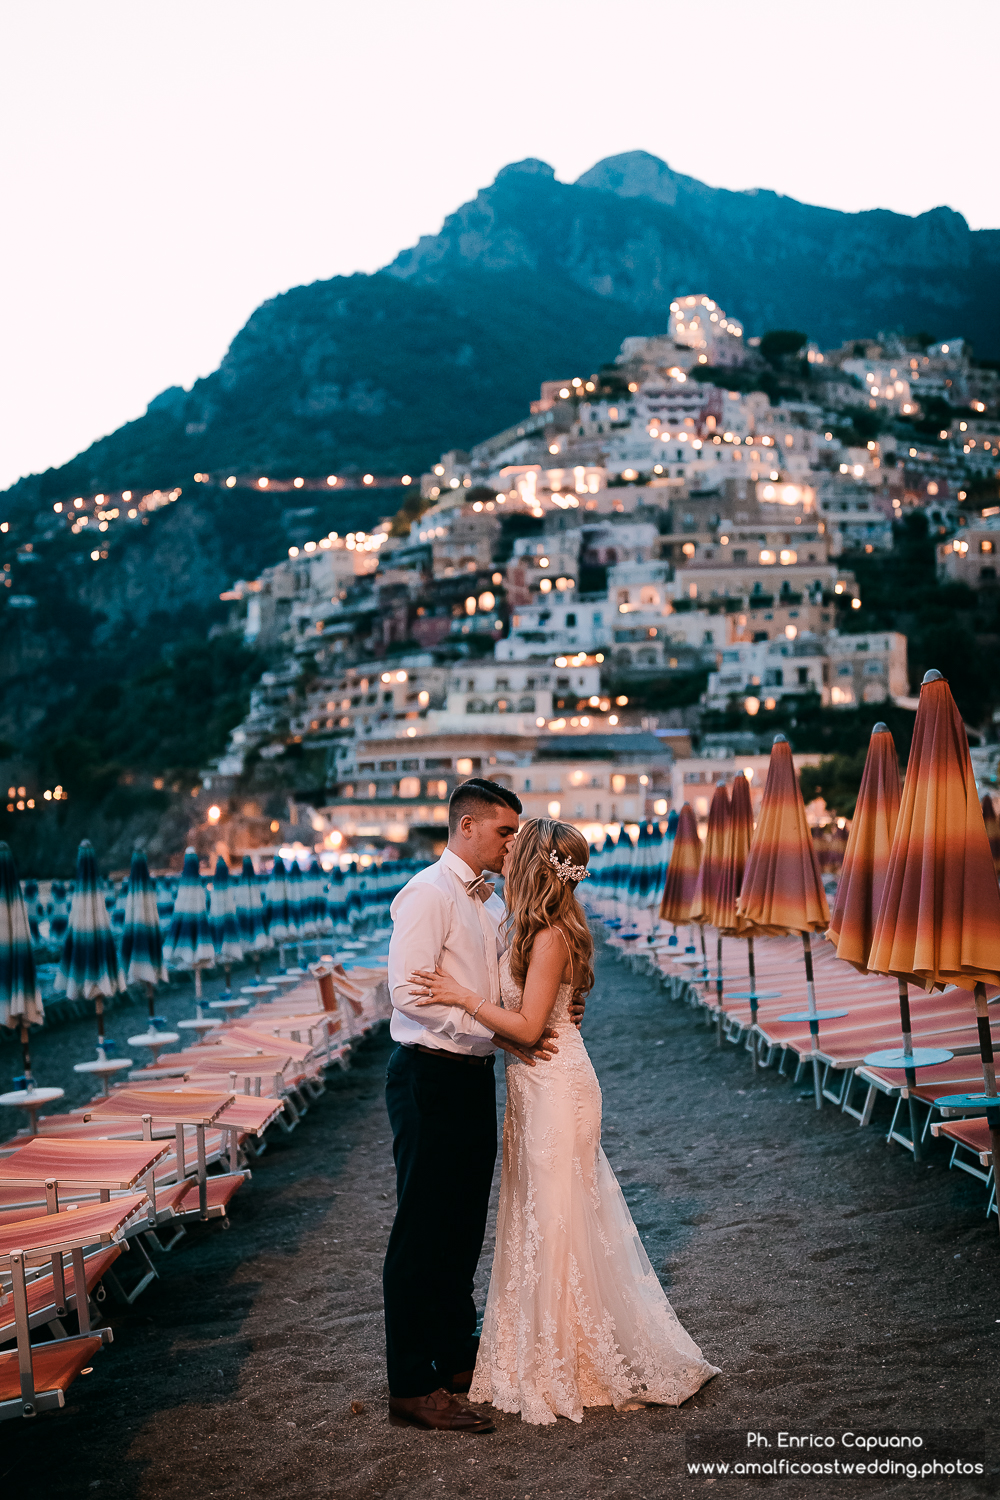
[
  {"xmin": 388, "ymin": 1388, "xmax": 493, "ymax": 1432},
  {"xmin": 448, "ymin": 1368, "xmax": 475, "ymax": 1394}
]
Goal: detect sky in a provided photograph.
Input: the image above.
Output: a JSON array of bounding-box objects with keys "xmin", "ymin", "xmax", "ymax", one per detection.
[{"xmin": 2, "ymin": 0, "xmax": 997, "ymax": 492}]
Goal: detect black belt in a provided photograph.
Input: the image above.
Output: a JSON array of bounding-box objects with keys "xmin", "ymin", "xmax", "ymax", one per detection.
[{"xmin": 411, "ymin": 1044, "xmax": 494, "ymax": 1068}]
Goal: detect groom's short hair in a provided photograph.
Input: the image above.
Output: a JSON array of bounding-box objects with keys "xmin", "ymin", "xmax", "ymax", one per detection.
[{"xmin": 448, "ymin": 777, "xmax": 522, "ymax": 833}]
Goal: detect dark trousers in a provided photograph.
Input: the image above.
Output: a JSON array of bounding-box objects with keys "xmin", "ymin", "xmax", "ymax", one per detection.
[{"xmin": 383, "ymin": 1045, "xmax": 497, "ymax": 1398}]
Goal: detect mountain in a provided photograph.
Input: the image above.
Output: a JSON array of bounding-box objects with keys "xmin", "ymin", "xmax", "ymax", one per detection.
[{"xmin": 5, "ymin": 151, "xmax": 998, "ymax": 511}]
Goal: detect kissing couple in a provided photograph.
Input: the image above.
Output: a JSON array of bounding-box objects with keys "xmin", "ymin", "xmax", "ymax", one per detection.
[{"xmin": 383, "ymin": 777, "xmax": 719, "ymax": 1431}]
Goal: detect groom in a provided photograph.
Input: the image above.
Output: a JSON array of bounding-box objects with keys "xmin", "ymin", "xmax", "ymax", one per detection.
[{"xmin": 383, "ymin": 778, "xmax": 579, "ymax": 1432}]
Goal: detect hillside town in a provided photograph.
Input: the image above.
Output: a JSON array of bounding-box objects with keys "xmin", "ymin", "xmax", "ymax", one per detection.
[{"xmin": 197, "ymin": 298, "xmax": 1000, "ymax": 865}]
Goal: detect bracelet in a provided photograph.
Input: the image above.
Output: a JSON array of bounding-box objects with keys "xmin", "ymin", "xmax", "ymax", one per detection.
[{"xmin": 470, "ymin": 997, "xmax": 488, "ymax": 1021}]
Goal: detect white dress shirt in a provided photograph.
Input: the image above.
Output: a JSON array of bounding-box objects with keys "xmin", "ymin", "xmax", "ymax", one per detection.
[{"xmin": 388, "ymin": 848, "xmax": 505, "ymax": 1056}]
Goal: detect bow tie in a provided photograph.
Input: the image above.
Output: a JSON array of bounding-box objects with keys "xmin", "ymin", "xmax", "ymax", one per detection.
[{"xmin": 464, "ymin": 874, "xmax": 495, "ymax": 903}]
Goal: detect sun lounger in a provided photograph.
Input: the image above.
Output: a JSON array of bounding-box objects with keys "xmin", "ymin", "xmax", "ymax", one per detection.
[{"xmin": 0, "ymin": 1193, "xmax": 147, "ymax": 1420}]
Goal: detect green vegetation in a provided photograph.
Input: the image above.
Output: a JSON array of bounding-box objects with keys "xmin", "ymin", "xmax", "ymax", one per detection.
[
  {"xmin": 759, "ymin": 329, "xmax": 808, "ymax": 361},
  {"xmin": 799, "ymin": 748, "xmax": 876, "ymax": 819}
]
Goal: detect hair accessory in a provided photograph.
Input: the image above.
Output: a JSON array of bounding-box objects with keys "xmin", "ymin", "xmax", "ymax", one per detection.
[{"xmin": 547, "ymin": 848, "xmax": 590, "ymax": 884}]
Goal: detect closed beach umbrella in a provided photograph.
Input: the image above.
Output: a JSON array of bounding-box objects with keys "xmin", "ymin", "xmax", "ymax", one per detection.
[
  {"xmin": 689, "ymin": 782, "xmax": 731, "ymax": 1035},
  {"xmin": 981, "ymin": 793, "xmax": 1000, "ymax": 880},
  {"xmin": 209, "ymin": 856, "xmax": 244, "ymax": 988},
  {"xmin": 0, "ymin": 843, "xmax": 44, "ymax": 1082},
  {"xmin": 714, "ymin": 771, "xmax": 766, "ymax": 1063},
  {"xmin": 264, "ymin": 855, "xmax": 294, "ymax": 941},
  {"xmin": 659, "ymin": 803, "xmax": 701, "ymax": 927},
  {"xmin": 236, "ymin": 855, "xmax": 271, "ymax": 953},
  {"xmin": 828, "ymin": 724, "xmax": 902, "ymax": 971},
  {"xmin": 716, "ymin": 773, "xmax": 755, "ymax": 934},
  {"xmin": 285, "ymin": 857, "xmax": 309, "ymax": 940},
  {"xmin": 833, "ymin": 721, "xmax": 947, "ymax": 1160},
  {"xmin": 344, "ymin": 861, "xmax": 363, "ymax": 928},
  {"xmin": 326, "ymin": 862, "xmax": 348, "ymax": 932},
  {"xmin": 307, "ymin": 858, "xmax": 333, "ymax": 936},
  {"xmin": 55, "ymin": 840, "xmax": 126, "ymax": 1041},
  {"xmin": 737, "ymin": 735, "xmax": 836, "ymax": 1108},
  {"xmin": 641, "ymin": 822, "xmax": 667, "ymax": 912},
  {"xmin": 690, "ymin": 783, "xmax": 730, "ymax": 929},
  {"xmin": 163, "ymin": 848, "xmax": 215, "ymax": 997},
  {"xmin": 867, "ymin": 671, "xmax": 1000, "ymax": 1192},
  {"xmin": 121, "ymin": 850, "xmax": 168, "ymax": 1012}
]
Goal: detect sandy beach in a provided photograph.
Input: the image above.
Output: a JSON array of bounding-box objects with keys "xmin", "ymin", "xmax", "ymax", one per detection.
[{"xmin": 2, "ymin": 937, "xmax": 997, "ymax": 1500}]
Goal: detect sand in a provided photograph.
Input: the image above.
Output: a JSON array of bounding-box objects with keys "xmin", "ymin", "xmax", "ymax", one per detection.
[{"xmin": 1, "ymin": 939, "xmax": 997, "ymax": 1500}]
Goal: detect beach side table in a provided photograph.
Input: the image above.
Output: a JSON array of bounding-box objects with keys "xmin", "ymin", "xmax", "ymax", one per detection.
[
  {"xmin": 208, "ymin": 998, "xmax": 249, "ymax": 1018},
  {"xmin": 127, "ymin": 1029, "xmax": 180, "ymax": 1066},
  {"xmin": 0, "ymin": 1086, "xmax": 65, "ymax": 1135},
  {"xmin": 73, "ymin": 1058, "xmax": 133, "ymax": 1097}
]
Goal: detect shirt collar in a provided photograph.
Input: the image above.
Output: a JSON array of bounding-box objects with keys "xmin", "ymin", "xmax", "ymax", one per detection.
[{"xmin": 439, "ymin": 847, "xmax": 480, "ymax": 885}]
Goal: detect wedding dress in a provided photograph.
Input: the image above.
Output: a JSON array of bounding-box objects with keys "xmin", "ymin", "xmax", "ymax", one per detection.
[{"xmin": 469, "ymin": 949, "xmax": 720, "ymax": 1425}]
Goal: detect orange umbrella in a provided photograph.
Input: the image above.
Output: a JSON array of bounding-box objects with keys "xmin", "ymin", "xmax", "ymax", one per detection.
[
  {"xmin": 689, "ymin": 781, "xmax": 730, "ymax": 1042},
  {"xmin": 738, "ymin": 734, "xmax": 840, "ymax": 1108},
  {"xmin": 828, "ymin": 722, "xmax": 902, "ymax": 973},
  {"xmin": 982, "ymin": 794, "xmax": 1000, "ymax": 880},
  {"xmin": 690, "ymin": 781, "xmax": 729, "ymax": 927},
  {"xmin": 716, "ymin": 771, "xmax": 770, "ymax": 1069},
  {"xmin": 829, "ymin": 721, "xmax": 949, "ymax": 1160},
  {"xmin": 716, "ymin": 772, "xmax": 754, "ymax": 934},
  {"xmin": 659, "ymin": 803, "xmax": 701, "ymax": 926},
  {"xmin": 867, "ymin": 670, "xmax": 1000, "ymax": 1196}
]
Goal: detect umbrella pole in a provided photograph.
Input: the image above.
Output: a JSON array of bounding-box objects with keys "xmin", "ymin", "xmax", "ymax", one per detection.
[
  {"xmin": 747, "ymin": 937, "xmax": 758, "ymax": 1074},
  {"xmin": 715, "ymin": 933, "xmax": 724, "ymax": 1046},
  {"xmin": 896, "ymin": 979, "xmax": 923, "ymax": 1164},
  {"xmin": 801, "ymin": 932, "xmax": 822, "ymax": 1110},
  {"xmin": 194, "ymin": 968, "xmax": 203, "ymax": 1000},
  {"xmin": 145, "ymin": 981, "xmax": 155, "ymax": 1022},
  {"xmin": 19, "ymin": 1022, "xmax": 32, "ymax": 1085},
  {"xmin": 95, "ymin": 996, "xmax": 105, "ymax": 1045},
  {"xmin": 972, "ymin": 982, "xmax": 1000, "ymax": 1233},
  {"xmin": 254, "ymin": 953, "xmax": 262, "ymax": 981}
]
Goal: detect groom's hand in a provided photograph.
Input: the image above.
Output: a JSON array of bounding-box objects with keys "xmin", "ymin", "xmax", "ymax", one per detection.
[
  {"xmin": 493, "ymin": 1028, "xmax": 559, "ymax": 1067},
  {"xmin": 569, "ymin": 994, "xmax": 586, "ymax": 1029}
]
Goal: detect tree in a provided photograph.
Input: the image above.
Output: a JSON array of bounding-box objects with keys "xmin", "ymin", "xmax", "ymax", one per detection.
[
  {"xmin": 760, "ymin": 330, "xmax": 808, "ymax": 362},
  {"xmin": 799, "ymin": 748, "xmax": 873, "ymax": 819}
]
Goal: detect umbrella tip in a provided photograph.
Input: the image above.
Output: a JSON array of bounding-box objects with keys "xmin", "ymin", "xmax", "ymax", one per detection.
[
  {"xmin": 921, "ymin": 668, "xmax": 944, "ymax": 684},
  {"xmin": 871, "ymin": 721, "xmax": 888, "ymax": 734},
  {"xmin": 773, "ymin": 733, "xmax": 788, "ymax": 744}
]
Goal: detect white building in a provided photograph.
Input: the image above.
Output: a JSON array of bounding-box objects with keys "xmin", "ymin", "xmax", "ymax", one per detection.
[{"xmin": 705, "ymin": 631, "xmax": 908, "ymax": 711}]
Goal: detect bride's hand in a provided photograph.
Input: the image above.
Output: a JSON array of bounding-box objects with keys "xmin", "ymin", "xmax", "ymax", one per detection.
[{"xmin": 408, "ymin": 966, "xmax": 478, "ymax": 1012}]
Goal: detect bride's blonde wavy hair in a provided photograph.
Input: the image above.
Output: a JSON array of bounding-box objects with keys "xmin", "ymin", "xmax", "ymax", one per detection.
[{"xmin": 502, "ymin": 818, "xmax": 594, "ymax": 999}]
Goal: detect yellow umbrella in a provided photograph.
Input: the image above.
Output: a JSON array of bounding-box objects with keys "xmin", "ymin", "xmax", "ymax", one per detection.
[
  {"xmin": 716, "ymin": 772, "xmax": 771, "ymax": 1069},
  {"xmin": 867, "ymin": 671, "xmax": 1000, "ymax": 1195},
  {"xmin": 689, "ymin": 782, "xmax": 730, "ymax": 1041},
  {"xmin": 830, "ymin": 721, "xmax": 950, "ymax": 1160},
  {"xmin": 738, "ymin": 735, "xmax": 841, "ymax": 1107}
]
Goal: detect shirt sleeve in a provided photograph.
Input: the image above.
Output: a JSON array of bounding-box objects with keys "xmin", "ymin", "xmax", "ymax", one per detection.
[{"xmin": 388, "ymin": 881, "xmax": 494, "ymax": 1042}]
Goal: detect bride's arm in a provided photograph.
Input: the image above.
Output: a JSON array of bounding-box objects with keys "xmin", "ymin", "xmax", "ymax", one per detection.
[{"xmin": 409, "ymin": 929, "xmax": 568, "ymax": 1048}]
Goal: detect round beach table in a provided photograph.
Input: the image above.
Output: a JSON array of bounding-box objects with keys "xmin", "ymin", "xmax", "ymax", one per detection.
[{"xmin": 0, "ymin": 1085, "xmax": 65, "ymax": 1134}]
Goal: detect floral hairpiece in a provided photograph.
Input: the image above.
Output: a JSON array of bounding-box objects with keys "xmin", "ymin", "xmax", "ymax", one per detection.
[{"xmin": 548, "ymin": 848, "xmax": 590, "ymax": 883}]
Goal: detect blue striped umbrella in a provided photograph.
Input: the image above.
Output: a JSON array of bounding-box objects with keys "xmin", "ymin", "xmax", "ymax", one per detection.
[
  {"xmin": 286, "ymin": 857, "xmax": 311, "ymax": 940},
  {"xmin": 209, "ymin": 857, "xmax": 243, "ymax": 990},
  {"xmin": 236, "ymin": 856, "xmax": 271, "ymax": 954},
  {"xmin": 306, "ymin": 858, "xmax": 333, "ymax": 937},
  {"xmin": 121, "ymin": 850, "xmax": 168, "ymax": 1006},
  {"xmin": 264, "ymin": 855, "xmax": 295, "ymax": 941},
  {"xmin": 1, "ymin": 843, "xmax": 44, "ymax": 1081},
  {"xmin": 163, "ymin": 848, "xmax": 215, "ymax": 997},
  {"xmin": 55, "ymin": 839, "xmax": 126, "ymax": 1041},
  {"xmin": 326, "ymin": 863, "xmax": 348, "ymax": 932}
]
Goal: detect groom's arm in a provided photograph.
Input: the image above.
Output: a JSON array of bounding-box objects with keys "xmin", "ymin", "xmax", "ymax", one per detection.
[{"xmin": 388, "ymin": 883, "xmax": 494, "ymax": 1043}]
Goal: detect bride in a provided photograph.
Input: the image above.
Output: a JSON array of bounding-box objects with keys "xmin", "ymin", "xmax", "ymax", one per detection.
[{"xmin": 410, "ymin": 816, "xmax": 719, "ymax": 1426}]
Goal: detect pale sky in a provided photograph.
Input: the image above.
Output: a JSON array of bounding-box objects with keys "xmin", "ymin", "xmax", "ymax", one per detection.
[{"xmin": 1, "ymin": 0, "xmax": 996, "ymax": 491}]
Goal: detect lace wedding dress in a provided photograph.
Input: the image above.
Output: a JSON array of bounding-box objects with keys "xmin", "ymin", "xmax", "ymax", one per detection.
[{"xmin": 469, "ymin": 950, "xmax": 720, "ymax": 1425}]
